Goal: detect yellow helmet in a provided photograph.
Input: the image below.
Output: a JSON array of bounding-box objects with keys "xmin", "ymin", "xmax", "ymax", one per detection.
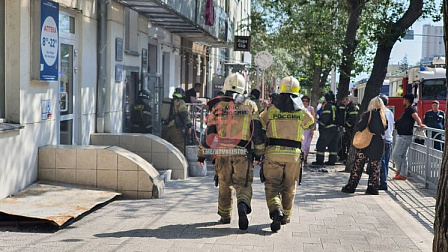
[
  {"xmin": 223, "ymin": 73, "xmax": 246, "ymax": 94},
  {"xmin": 279, "ymin": 76, "xmax": 300, "ymax": 95}
]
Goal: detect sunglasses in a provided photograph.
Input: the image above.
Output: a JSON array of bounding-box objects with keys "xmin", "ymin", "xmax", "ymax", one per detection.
[{"xmin": 302, "ymin": 100, "xmax": 309, "ymax": 102}]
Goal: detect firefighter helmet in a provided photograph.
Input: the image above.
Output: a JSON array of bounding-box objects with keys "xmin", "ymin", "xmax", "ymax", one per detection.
[
  {"xmin": 173, "ymin": 88, "xmax": 185, "ymax": 99},
  {"xmin": 223, "ymin": 73, "xmax": 246, "ymax": 94},
  {"xmin": 278, "ymin": 76, "xmax": 300, "ymax": 95}
]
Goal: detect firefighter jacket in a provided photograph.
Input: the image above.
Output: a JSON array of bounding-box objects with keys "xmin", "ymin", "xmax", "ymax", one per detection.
[
  {"xmin": 198, "ymin": 97, "xmax": 265, "ymax": 161},
  {"xmin": 345, "ymin": 102, "xmax": 359, "ymax": 129},
  {"xmin": 260, "ymin": 105, "xmax": 315, "ymax": 161},
  {"xmin": 319, "ymin": 102, "xmax": 337, "ymax": 130},
  {"xmin": 336, "ymin": 103, "xmax": 346, "ymax": 127},
  {"xmin": 166, "ymin": 98, "xmax": 192, "ymax": 129}
]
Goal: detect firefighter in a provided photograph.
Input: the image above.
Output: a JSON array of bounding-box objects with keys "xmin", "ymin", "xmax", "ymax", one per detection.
[
  {"xmin": 260, "ymin": 76, "xmax": 315, "ymax": 232},
  {"xmin": 339, "ymin": 96, "xmax": 359, "ymax": 162},
  {"xmin": 197, "ymin": 73, "xmax": 264, "ymax": 231},
  {"xmin": 130, "ymin": 90, "xmax": 152, "ymax": 133},
  {"xmin": 312, "ymin": 91, "xmax": 338, "ymax": 165},
  {"xmin": 161, "ymin": 88, "xmax": 192, "ymax": 155}
]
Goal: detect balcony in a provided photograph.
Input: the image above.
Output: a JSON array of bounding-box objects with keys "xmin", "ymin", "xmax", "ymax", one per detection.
[{"xmin": 119, "ymin": 0, "xmax": 232, "ymax": 47}]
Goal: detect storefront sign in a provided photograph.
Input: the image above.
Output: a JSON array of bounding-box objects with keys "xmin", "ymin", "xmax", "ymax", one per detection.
[
  {"xmin": 234, "ymin": 36, "xmax": 251, "ymax": 51},
  {"xmin": 40, "ymin": 0, "xmax": 59, "ymax": 81}
]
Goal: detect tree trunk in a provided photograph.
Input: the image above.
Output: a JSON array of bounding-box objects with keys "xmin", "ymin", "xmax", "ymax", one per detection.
[
  {"xmin": 311, "ymin": 62, "xmax": 323, "ymax": 109},
  {"xmin": 433, "ymin": 2, "xmax": 448, "ymax": 251},
  {"xmin": 344, "ymin": 0, "xmax": 423, "ymax": 173},
  {"xmin": 336, "ymin": 0, "xmax": 365, "ymax": 103}
]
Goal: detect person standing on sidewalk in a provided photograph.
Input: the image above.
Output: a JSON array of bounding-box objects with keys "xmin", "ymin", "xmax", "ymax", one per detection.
[
  {"xmin": 260, "ymin": 76, "xmax": 315, "ymax": 232},
  {"xmin": 338, "ymin": 96, "xmax": 359, "ymax": 162},
  {"xmin": 379, "ymin": 94, "xmax": 394, "ymax": 190},
  {"xmin": 392, "ymin": 93, "xmax": 426, "ymax": 180},
  {"xmin": 313, "ymin": 91, "xmax": 338, "ymax": 165},
  {"xmin": 197, "ymin": 73, "xmax": 264, "ymax": 231},
  {"xmin": 423, "ymin": 100, "xmax": 444, "ymax": 150},
  {"xmin": 341, "ymin": 96, "xmax": 387, "ymax": 195},
  {"xmin": 300, "ymin": 95, "xmax": 315, "ymax": 165}
]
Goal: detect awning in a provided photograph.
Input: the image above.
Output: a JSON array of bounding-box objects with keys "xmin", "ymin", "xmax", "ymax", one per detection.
[{"xmin": 118, "ymin": 0, "xmax": 229, "ymax": 48}]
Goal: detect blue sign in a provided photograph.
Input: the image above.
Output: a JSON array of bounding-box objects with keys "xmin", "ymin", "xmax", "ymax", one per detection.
[{"xmin": 40, "ymin": 0, "xmax": 59, "ymax": 81}]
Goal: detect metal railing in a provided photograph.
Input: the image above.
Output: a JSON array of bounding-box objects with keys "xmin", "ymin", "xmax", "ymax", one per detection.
[
  {"xmin": 405, "ymin": 126, "xmax": 444, "ymax": 189},
  {"xmin": 185, "ymin": 103, "xmax": 208, "ymax": 145}
]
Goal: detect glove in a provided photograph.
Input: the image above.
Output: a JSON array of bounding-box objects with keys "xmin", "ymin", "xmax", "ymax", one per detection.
[
  {"xmin": 214, "ymin": 174, "xmax": 219, "ymax": 187},
  {"xmin": 260, "ymin": 164, "xmax": 266, "ymax": 183}
]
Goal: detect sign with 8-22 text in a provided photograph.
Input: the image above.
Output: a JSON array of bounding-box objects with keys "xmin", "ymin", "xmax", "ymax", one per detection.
[{"xmin": 40, "ymin": 0, "xmax": 59, "ymax": 81}]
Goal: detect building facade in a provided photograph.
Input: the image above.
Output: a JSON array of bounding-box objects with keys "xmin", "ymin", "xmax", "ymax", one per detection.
[
  {"xmin": 421, "ymin": 24, "xmax": 444, "ymax": 65},
  {"xmin": 0, "ymin": 0, "xmax": 251, "ymax": 199}
]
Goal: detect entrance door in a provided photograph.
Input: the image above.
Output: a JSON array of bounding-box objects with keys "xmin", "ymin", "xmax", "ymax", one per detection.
[
  {"xmin": 59, "ymin": 42, "xmax": 77, "ymax": 144},
  {"xmin": 123, "ymin": 71, "xmax": 139, "ymax": 133}
]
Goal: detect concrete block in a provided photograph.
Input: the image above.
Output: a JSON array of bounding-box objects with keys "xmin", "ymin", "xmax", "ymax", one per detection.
[
  {"xmin": 56, "ymin": 148, "xmax": 77, "ymax": 169},
  {"xmin": 97, "ymin": 149, "xmax": 118, "ymax": 170},
  {"xmin": 77, "ymin": 149, "xmax": 97, "ymax": 170},
  {"xmin": 118, "ymin": 171, "xmax": 138, "ymax": 191},
  {"xmin": 39, "ymin": 147, "xmax": 55, "ymax": 169}
]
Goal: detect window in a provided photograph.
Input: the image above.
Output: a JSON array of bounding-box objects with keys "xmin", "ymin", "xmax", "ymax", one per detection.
[
  {"xmin": 59, "ymin": 13, "xmax": 75, "ymax": 35},
  {"xmin": 125, "ymin": 8, "xmax": 138, "ymax": 54},
  {"xmin": 421, "ymin": 79, "xmax": 446, "ymax": 100}
]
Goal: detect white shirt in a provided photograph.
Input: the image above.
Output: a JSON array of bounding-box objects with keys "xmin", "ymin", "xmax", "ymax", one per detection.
[{"xmin": 385, "ymin": 108, "xmax": 394, "ymax": 142}]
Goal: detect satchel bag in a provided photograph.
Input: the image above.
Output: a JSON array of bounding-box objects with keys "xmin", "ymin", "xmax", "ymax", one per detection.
[{"xmin": 352, "ymin": 111, "xmax": 374, "ymax": 149}]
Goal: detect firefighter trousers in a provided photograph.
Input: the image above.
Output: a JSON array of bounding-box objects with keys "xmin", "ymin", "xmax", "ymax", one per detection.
[
  {"xmin": 162, "ymin": 125, "xmax": 185, "ymax": 154},
  {"xmin": 215, "ymin": 155, "xmax": 253, "ymax": 219},
  {"xmin": 263, "ymin": 156, "xmax": 301, "ymax": 222},
  {"xmin": 316, "ymin": 127, "xmax": 338, "ymax": 164}
]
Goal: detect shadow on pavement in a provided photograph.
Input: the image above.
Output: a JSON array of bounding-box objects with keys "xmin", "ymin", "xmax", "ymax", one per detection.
[{"xmin": 94, "ymin": 221, "xmax": 272, "ymax": 239}]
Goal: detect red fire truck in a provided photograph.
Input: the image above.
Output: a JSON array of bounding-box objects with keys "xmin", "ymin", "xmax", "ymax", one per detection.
[{"xmin": 355, "ymin": 57, "xmax": 446, "ymax": 121}]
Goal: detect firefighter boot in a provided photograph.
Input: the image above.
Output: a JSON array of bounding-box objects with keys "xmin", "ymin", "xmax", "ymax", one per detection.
[
  {"xmin": 238, "ymin": 202, "xmax": 249, "ymax": 230},
  {"xmin": 270, "ymin": 209, "xmax": 284, "ymax": 233}
]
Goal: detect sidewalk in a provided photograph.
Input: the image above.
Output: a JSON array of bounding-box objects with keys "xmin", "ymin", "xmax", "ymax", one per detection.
[
  {"xmin": 0, "ymin": 141, "xmax": 437, "ymax": 251},
  {"xmin": 0, "ymin": 168, "xmax": 436, "ymax": 251}
]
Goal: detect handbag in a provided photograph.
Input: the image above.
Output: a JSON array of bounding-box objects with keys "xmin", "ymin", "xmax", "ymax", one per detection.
[{"xmin": 352, "ymin": 111, "xmax": 375, "ymax": 149}]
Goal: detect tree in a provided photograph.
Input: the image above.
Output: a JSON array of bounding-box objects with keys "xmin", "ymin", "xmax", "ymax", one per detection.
[
  {"xmin": 250, "ymin": 0, "xmax": 348, "ymax": 108},
  {"xmin": 344, "ymin": 0, "xmax": 438, "ymax": 172},
  {"xmin": 336, "ymin": 0, "xmax": 368, "ymax": 103},
  {"xmin": 433, "ymin": 2, "xmax": 448, "ymax": 250}
]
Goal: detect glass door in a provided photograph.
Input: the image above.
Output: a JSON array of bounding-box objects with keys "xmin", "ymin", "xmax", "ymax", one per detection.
[{"xmin": 59, "ymin": 43, "xmax": 74, "ymax": 144}]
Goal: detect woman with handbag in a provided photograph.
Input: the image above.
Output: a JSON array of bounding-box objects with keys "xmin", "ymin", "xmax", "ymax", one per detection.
[{"xmin": 341, "ymin": 96, "xmax": 387, "ymax": 195}]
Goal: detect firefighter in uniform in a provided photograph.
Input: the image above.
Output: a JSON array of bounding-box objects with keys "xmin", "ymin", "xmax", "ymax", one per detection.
[
  {"xmin": 130, "ymin": 90, "xmax": 152, "ymax": 133},
  {"xmin": 339, "ymin": 96, "xmax": 359, "ymax": 161},
  {"xmin": 260, "ymin": 76, "xmax": 314, "ymax": 232},
  {"xmin": 161, "ymin": 88, "xmax": 192, "ymax": 155},
  {"xmin": 312, "ymin": 91, "xmax": 338, "ymax": 165},
  {"xmin": 197, "ymin": 73, "xmax": 264, "ymax": 231}
]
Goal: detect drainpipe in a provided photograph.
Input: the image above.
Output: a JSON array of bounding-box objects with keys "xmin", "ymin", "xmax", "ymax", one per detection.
[{"xmin": 96, "ymin": 0, "xmax": 108, "ymax": 133}]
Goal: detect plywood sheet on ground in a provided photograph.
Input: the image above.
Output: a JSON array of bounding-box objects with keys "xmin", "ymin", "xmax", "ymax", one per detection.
[{"xmin": 0, "ymin": 183, "xmax": 120, "ymax": 226}]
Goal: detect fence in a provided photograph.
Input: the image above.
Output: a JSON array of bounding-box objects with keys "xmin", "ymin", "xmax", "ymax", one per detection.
[{"xmin": 405, "ymin": 126, "xmax": 444, "ymax": 189}]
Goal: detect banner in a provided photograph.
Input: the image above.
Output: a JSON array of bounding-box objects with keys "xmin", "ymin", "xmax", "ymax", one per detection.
[{"xmin": 40, "ymin": 0, "xmax": 59, "ymax": 81}]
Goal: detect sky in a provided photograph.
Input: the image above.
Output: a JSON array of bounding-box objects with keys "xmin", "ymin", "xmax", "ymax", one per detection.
[{"xmin": 354, "ymin": 1, "xmax": 443, "ymax": 82}]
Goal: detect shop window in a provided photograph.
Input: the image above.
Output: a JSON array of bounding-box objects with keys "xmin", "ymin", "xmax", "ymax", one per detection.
[{"xmin": 125, "ymin": 8, "xmax": 139, "ymax": 54}]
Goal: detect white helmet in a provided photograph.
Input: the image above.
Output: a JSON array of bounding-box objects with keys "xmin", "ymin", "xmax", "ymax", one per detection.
[
  {"xmin": 223, "ymin": 73, "xmax": 246, "ymax": 94},
  {"xmin": 279, "ymin": 76, "xmax": 300, "ymax": 95}
]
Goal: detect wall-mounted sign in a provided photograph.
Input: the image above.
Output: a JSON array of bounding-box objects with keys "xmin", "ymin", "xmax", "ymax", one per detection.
[
  {"xmin": 234, "ymin": 36, "xmax": 251, "ymax": 51},
  {"xmin": 116, "ymin": 38, "xmax": 123, "ymax": 61},
  {"xmin": 40, "ymin": 0, "xmax": 59, "ymax": 81},
  {"xmin": 41, "ymin": 99, "xmax": 52, "ymax": 120},
  {"xmin": 115, "ymin": 64, "xmax": 123, "ymax": 82},
  {"xmin": 141, "ymin": 48, "xmax": 148, "ymax": 73},
  {"xmin": 255, "ymin": 51, "xmax": 273, "ymax": 70}
]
